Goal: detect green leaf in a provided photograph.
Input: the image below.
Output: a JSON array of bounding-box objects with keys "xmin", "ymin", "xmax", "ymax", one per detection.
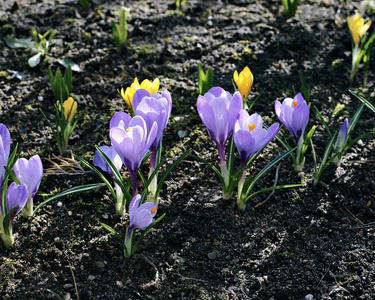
[
  {"xmin": 3, "ymin": 206, "xmax": 20, "ymax": 236},
  {"xmin": 246, "ymin": 184, "xmax": 303, "ymax": 202},
  {"xmin": 244, "ymin": 148, "xmax": 296, "ymax": 198},
  {"xmin": 99, "ymin": 221, "xmax": 125, "ymax": 248},
  {"xmin": 57, "ymin": 59, "xmax": 82, "ymax": 72},
  {"xmin": 33, "ymin": 183, "xmax": 106, "ymax": 216},
  {"xmin": 189, "ymin": 153, "xmax": 225, "ymax": 187},
  {"xmin": 349, "ymin": 91, "xmax": 375, "ymax": 114},
  {"xmin": 347, "ymin": 103, "xmax": 365, "ymax": 138},
  {"xmin": 74, "ymin": 155, "xmax": 117, "ymax": 201},
  {"xmin": 5, "ymin": 37, "xmax": 34, "ymax": 49},
  {"xmin": 314, "ymin": 107, "xmax": 332, "ymax": 138},
  {"xmin": 95, "ymin": 146, "xmax": 132, "ymax": 203},
  {"xmin": 28, "ymin": 52, "xmax": 42, "ymax": 67}
]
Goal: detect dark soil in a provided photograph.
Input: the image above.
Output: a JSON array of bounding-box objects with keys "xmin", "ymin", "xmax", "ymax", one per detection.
[{"xmin": 0, "ymin": 0, "xmax": 375, "ymax": 299}]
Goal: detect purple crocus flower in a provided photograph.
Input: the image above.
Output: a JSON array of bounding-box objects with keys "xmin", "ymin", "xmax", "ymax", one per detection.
[
  {"xmin": 4, "ymin": 183, "xmax": 28, "ymax": 229},
  {"xmin": 13, "ymin": 155, "xmax": 43, "ymax": 217},
  {"xmin": 127, "ymin": 194, "xmax": 157, "ymax": 232},
  {"xmin": 333, "ymin": 118, "xmax": 349, "ymax": 167},
  {"xmin": 110, "ymin": 112, "xmax": 157, "ymax": 195},
  {"xmin": 0, "ymin": 124, "xmax": 11, "ymax": 187},
  {"xmin": 93, "ymin": 146, "xmax": 123, "ymax": 178},
  {"xmin": 196, "ymin": 87, "xmax": 242, "ymax": 162},
  {"xmin": 275, "ymin": 93, "xmax": 309, "ymax": 144},
  {"xmin": 335, "ymin": 118, "xmax": 349, "ymax": 152},
  {"xmin": 132, "ymin": 89, "xmax": 172, "ymax": 169},
  {"xmin": 234, "ymin": 111, "xmax": 279, "ymax": 167},
  {"xmin": 0, "ymin": 182, "xmax": 28, "ymax": 248}
]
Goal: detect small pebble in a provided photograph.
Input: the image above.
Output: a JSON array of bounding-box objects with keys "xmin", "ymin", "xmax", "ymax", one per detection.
[
  {"xmin": 38, "ymin": 96, "xmax": 43, "ymax": 101},
  {"xmin": 88, "ymin": 275, "xmax": 95, "ymax": 281},
  {"xmin": 95, "ymin": 261, "xmax": 105, "ymax": 268},
  {"xmin": 208, "ymin": 251, "xmax": 217, "ymax": 260},
  {"xmin": 63, "ymin": 284, "xmax": 73, "ymax": 290},
  {"xmin": 178, "ymin": 130, "xmax": 187, "ymax": 138},
  {"xmin": 63, "ymin": 293, "xmax": 71, "ymax": 300},
  {"xmin": 116, "ymin": 281, "xmax": 123, "ymax": 288},
  {"xmin": 57, "ymin": 201, "xmax": 63, "ymax": 207}
]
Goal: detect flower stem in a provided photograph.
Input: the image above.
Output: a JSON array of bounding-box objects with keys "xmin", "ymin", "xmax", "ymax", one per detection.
[
  {"xmin": 1, "ymin": 233, "xmax": 14, "ymax": 248},
  {"xmin": 236, "ymin": 173, "xmax": 246, "ymax": 210}
]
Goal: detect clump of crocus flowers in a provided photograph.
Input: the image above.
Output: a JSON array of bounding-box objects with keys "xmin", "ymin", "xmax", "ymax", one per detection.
[
  {"xmin": 196, "ymin": 87, "xmax": 299, "ymax": 210},
  {"xmin": 0, "ymin": 124, "xmax": 43, "ymax": 248},
  {"xmin": 196, "ymin": 87, "xmax": 242, "ymax": 199}
]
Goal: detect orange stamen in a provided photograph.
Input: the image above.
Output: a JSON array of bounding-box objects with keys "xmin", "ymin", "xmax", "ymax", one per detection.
[
  {"xmin": 293, "ymin": 101, "xmax": 298, "ymax": 108},
  {"xmin": 248, "ymin": 124, "xmax": 256, "ymax": 132},
  {"xmin": 126, "ymin": 127, "xmax": 131, "ymax": 132},
  {"xmin": 151, "ymin": 207, "xmax": 157, "ymax": 213}
]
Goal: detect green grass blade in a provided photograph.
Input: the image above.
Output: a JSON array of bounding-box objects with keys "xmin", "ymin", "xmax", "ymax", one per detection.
[{"xmin": 33, "ymin": 183, "xmax": 106, "ymax": 216}]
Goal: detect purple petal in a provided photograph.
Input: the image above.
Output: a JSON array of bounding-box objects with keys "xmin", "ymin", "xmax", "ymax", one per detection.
[
  {"xmin": 132, "ymin": 89, "xmax": 151, "ymax": 111},
  {"xmin": 128, "ymin": 209, "xmax": 153, "ymax": 231},
  {"xmin": 0, "ymin": 124, "xmax": 10, "ymax": 159},
  {"xmin": 134, "ymin": 97, "xmax": 167, "ymax": 152},
  {"xmin": 6, "ymin": 182, "xmax": 28, "ymax": 228},
  {"xmin": 291, "ymin": 101, "xmax": 309, "ymax": 142},
  {"xmin": 129, "ymin": 194, "xmax": 141, "ymax": 222},
  {"xmin": 206, "ymin": 87, "xmax": 225, "ymax": 97},
  {"xmin": 110, "ymin": 112, "xmax": 131, "ymax": 130},
  {"xmin": 336, "ymin": 118, "xmax": 349, "ymax": 149},
  {"xmin": 13, "ymin": 155, "xmax": 43, "ymax": 198},
  {"xmin": 93, "ymin": 146, "xmax": 122, "ymax": 177}
]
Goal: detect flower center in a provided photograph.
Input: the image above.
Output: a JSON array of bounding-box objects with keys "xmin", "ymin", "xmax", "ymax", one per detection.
[
  {"xmin": 293, "ymin": 101, "xmax": 298, "ymax": 108},
  {"xmin": 126, "ymin": 127, "xmax": 131, "ymax": 132},
  {"xmin": 151, "ymin": 207, "xmax": 157, "ymax": 213},
  {"xmin": 248, "ymin": 124, "xmax": 256, "ymax": 132}
]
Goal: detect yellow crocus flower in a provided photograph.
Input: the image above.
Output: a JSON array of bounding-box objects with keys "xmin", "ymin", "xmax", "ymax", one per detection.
[
  {"xmin": 347, "ymin": 14, "xmax": 372, "ymax": 45},
  {"xmin": 57, "ymin": 97, "xmax": 77, "ymax": 123},
  {"xmin": 120, "ymin": 77, "xmax": 160, "ymax": 109},
  {"xmin": 233, "ymin": 66, "xmax": 254, "ymax": 100}
]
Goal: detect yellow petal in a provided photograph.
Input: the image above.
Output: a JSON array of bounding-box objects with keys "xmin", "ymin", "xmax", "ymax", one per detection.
[
  {"xmin": 359, "ymin": 20, "xmax": 372, "ymax": 38},
  {"xmin": 122, "ymin": 77, "xmax": 141, "ymax": 109},
  {"xmin": 62, "ymin": 97, "xmax": 77, "ymax": 123},
  {"xmin": 140, "ymin": 78, "xmax": 160, "ymax": 94},
  {"xmin": 233, "ymin": 66, "xmax": 253, "ymax": 99}
]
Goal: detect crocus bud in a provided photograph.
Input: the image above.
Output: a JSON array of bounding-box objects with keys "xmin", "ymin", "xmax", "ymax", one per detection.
[
  {"xmin": 347, "ymin": 14, "xmax": 372, "ymax": 45},
  {"xmin": 233, "ymin": 66, "xmax": 253, "ymax": 100}
]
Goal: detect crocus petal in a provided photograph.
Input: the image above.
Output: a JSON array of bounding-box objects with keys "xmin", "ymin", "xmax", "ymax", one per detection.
[
  {"xmin": 0, "ymin": 124, "xmax": 10, "ymax": 159},
  {"xmin": 110, "ymin": 112, "xmax": 131, "ymax": 130},
  {"xmin": 132, "ymin": 89, "xmax": 151, "ymax": 111},
  {"xmin": 134, "ymin": 97, "xmax": 167, "ymax": 152},
  {"xmin": 128, "ymin": 209, "xmax": 153, "ymax": 231},
  {"xmin": 5, "ymin": 182, "xmax": 28, "ymax": 228},
  {"xmin": 0, "ymin": 124, "xmax": 10, "ymax": 187},
  {"xmin": 129, "ymin": 194, "xmax": 141, "ymax": 222},
  {"xmin": 93, "ymin": 146, "xmax": 122, "ymax": 177},
  {"xmin": 275, "ymin": 94, "xmax": 309, "ymax": 144},
  {"xmin": 335, "ymin": 118, "xmax": 349, "ymax": 150},
  {"xmin": 234, "ymin": 111, "xmax": 279, "ymax": 165},
  {"xmin": 13, "ymin": 155, "xmax": 43, "ymax": 198}
]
